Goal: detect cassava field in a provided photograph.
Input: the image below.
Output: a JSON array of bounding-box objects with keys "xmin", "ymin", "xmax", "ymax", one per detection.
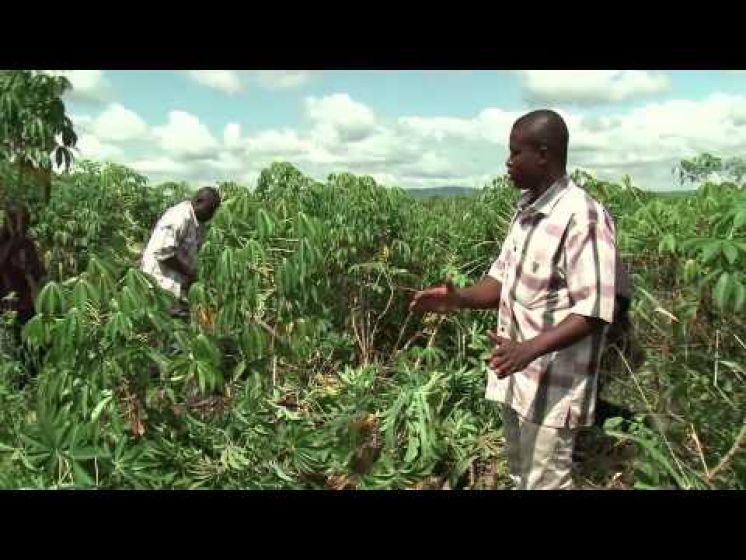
[{"xmin": 0, "ymin": 71, "xmax": 743, "ymax": 489}]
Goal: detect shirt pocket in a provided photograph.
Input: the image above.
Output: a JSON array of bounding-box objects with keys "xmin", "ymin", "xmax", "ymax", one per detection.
[
  {"xmin": 513, "ymin": 222, "xmax": 568, "ymax": 309},
  {"xmin": 514, "ymin": 254, "xmax": 553, "ymax": 308}
]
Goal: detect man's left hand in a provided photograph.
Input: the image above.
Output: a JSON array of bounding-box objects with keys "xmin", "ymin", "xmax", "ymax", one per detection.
[{"xmin": 487, "ymin": 332, "xmax": 538, "ymax": 378}]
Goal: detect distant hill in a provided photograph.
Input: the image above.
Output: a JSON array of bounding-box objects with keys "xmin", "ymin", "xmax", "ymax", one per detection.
[
  {"xmin": 404, "ymin": 186, "xmax": 697, "ymax": 199},
  {"xmin": 654, "ymin": 190, "xmax": 696, "ymax": 198},
  {"xmin": 405, "ymin": 185, "xmax": 479, "ymax": 198}
]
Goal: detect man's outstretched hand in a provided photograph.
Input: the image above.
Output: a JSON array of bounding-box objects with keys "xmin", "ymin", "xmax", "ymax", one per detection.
[{"xmin": 409, "ymin": 277, "xmax": 462, "ymax": 314}]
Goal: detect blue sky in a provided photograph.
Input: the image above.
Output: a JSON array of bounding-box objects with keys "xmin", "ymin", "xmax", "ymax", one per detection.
[{"xmin": 51, "ymin": 70, "xmax": 746, "ymax": 190}]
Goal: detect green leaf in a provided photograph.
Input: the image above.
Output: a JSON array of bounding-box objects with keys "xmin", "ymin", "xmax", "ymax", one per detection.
[
  {"xmin": 37, "ymin": 281, "xmax": 64, "ymax": 315},
  {"xmin": 71, "ymin": 461, "xmax": 95, "ymax": 487},
  {"xmin": 71, "ymin": 447, "xmax": 104, "ymax": 461},
  {"xmin": 271, "ymin": 462, "xmax": 295, "ymax": 483},
  {"xmin": 404, "ymin": 432, "xmax": 419, "ymax": 463},
  {"xmin": 232, "ymin": 361, "xmax": 247, "ymax": 380},
  {"xmin": 90, "ymin": 395, "xmax": 113, "ymax": 422},
  {"xmin": 658, "ymin": 234, "xmax": 676, "ymax": 254},
  {"xmin": 62, "ymin": 127, "xmax": 76, "ymax": 147},
  {"xmin": 713, "ymin": 272, "xmax": 731, "ymax": 311},
  {"xmin": 197, "ymin": 363, "xmax": 208, "ymax": 394},
  {"xmin": 257, "ymin": 209, "xmax": 275, "ymax": 239},
  {"xmin": 20, "ymin": 434, "xmax": 48, "ymax": 452},
  {"xmin": 603, "ymin": 416, "xmax": 625, "ymax": 431},
  {"xmin": 732, "ymin": 280, "xmax": 746, "ymax": 313},
  {"xmin": 21, "ymin": 314, "xmax": 46, "ymax": 346},
  {"xmin": 607, "ymin": 431, "xmax": 688, "ymax": 488},
  {"xmin": 722, "ymin": 242, "xmax": 739, "ymax": 265},
  {"xmin": 0, "ymin": 442, "xmax": 18, "ymax": 453},
  {"xmin": 699, "ymin": 241, "xmax": 721, "ymax": 264},
  {"xmin": 682, "ymin": 259, "xmax": 699, "ymax": 284},
  {"xmin": 733, "ymin": 210, "xmax": 746, "ymax": 229}
]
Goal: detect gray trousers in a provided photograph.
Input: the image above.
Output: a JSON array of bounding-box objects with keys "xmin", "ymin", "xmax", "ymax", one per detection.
[{"xmin": 502, "ymin": 405, "xmax": 577, "ymax": 490}]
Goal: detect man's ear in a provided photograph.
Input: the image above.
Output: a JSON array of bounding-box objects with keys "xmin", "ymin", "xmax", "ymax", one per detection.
[{"xmin": 538, "ymin": 144, "xmax": 549, "ymax": 164}]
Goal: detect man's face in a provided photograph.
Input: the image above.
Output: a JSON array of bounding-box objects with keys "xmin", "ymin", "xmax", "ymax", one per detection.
[
  {"xmin": 6, "ymin": 209, "xmax": 29, "ymax": 237},
  {"xmin": 506, "ymin": 126, "xmax": 546, "ymax": 191},
  {"xmin": 193, "ymin": 195, "xmax": 218, "ymax": 223}
]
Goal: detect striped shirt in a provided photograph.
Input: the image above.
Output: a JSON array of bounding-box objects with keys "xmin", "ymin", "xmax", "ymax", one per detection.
[
  {"xmin": 485, "ymin": 175, "xmax": 617, "ymax": 428},
  {"xmin": 140, "ymin": 201, "xmax": 202, "ymax": 299}
]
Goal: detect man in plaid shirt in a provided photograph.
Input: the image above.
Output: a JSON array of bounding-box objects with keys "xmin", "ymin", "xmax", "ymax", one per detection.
[{"xmin": 410, "ymin": 110, "xmax": 617, "ymax": 489}]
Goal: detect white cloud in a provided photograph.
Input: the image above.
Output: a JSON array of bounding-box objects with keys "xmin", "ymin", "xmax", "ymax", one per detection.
[
  {"xmin": 152, "ymin": 111, "xmax": 219, "ymax": 160},
  {"xmin": 386, "ymin": 95, "xmax": 737, "ymax": 185},
  {"xmin": 75, "ymin": 134, "xmax": 124, "ymax": 161},
  {"xmin": 223, "ymin": 123, "xmax": 243, "ymax": 150},
  {"xmin": 555, "ymin": 93, "xmax": 746, "ymax": 187},
  {"xmin": 129, "ymin": 156, "xmax": 192, "ymax": 175},
  {"xmin": 300, "ymin": 92, "xmax": 746, "ymax": 189},
  {"xmin": 306, "ymin": 93, "xmax": 377, "ymax": 143},
  {"xmin": 185, "ymin": 70, "xmax": 244, "ymax": 94},
  {"xmin": 184, "ymin": 70, "xmax": 316, "ymax": 93},
  {"xmin": 68, "ymin": 107, "xmax": 146, "ymax": 169},
  {"xmin": 255, "ymin": 71, "xmax": 314, "ymax": 90},
  {"xmin": 406, "ymin": 151, "xmax": 460, "ymax": 179},
  {"xmin": 475, "ymin": 108, "xmax": 526, "ymax": 143},
  {"xmin": 398, "ymin": 108, "xmax": 523, "ymax": 145},
  {"xmin": 91, "ymin": 103, "xmax": 148, "ymax": 142},
  {"xmin": 580, "ymin": 94, "xmax": 746, "ymax": 160},
  {"xmin": 70, "ymin": 113, "xmax": 94, "ymax": 129},
  {"xmin": 518, "ymin": 70, "xmax": 671, "ymax": 105},
  {"xmin": 351, "ymin": 128, "xmax": 410, "ymax": 161},
  {"xmin": 246, "ymin": 129, "xmax": 311, "ymax": 156},
  {"xmin": 46, "ymin": 70, "xmax": 111, "ymax": 103},
  {"xmin": 65, "ymin": 87, "xmax": 746, "ymax": 192},
  {"xmin": 205, "ymin": 152, "xmax": 246, "ymax": 174},
  {"xmin": 399, "ymin": 116, "xmax": 478, "ymax": 142}
]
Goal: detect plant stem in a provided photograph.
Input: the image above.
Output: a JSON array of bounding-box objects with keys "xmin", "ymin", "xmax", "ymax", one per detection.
[
  {"xmin": 690, "ymin": 423, "xmax": 710, "ymax": 478},
  {"xmin": 706, "ymin": 422, "xmax": 746, "ymax": 482}
]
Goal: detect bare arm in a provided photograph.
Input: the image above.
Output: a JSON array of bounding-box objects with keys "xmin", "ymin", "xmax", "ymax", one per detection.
[
  {"xmin": 489, "ymin": 314, "xmax": 606, "ymax": 378},
  {"xmin": 162, "ymin": 254, "xmax": 196, "ymax": 280},
  {"xmin": 409, "ymin": 275, "xmax": 502, "ymax": 314},
  {"xmin": 529, "ymin": 314, "xmax": 604, "ymax": 358},
  {"xmin": 454, "ymin": 276, "xmax": 503, "ymax": 310}
]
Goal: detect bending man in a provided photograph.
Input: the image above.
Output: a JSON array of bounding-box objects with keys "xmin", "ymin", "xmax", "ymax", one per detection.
[{"xmin": 140, "ymin": 187, "xmax": 221, "ymax": 316}]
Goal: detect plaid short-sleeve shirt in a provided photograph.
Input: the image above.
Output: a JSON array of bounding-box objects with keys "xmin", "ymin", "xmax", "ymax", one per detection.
[{"xmin": 485, "ymin": 176, "xmax": 617, "ymax": 428}]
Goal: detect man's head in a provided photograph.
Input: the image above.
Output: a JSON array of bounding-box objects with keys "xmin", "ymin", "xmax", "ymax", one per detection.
[
  {"xmin": 3, "ymin": 202, "xmax": 30, "ymax": 237},
  {"xmin": 506, "ymin": 109, "xmax": 569, "ymax": 191},
  {"xmin": 191, "ymin": 187, "xmax": 221, "ymax": 223}
]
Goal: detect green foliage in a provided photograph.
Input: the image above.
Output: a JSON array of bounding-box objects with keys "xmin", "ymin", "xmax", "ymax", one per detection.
[
  {"xmin": 0, "ymin": 154, "xmax": 743, "ymax": 490},
  {"xmin": 0, "ymin": 70, "xmax": 78, "ymax": 205},
  {"xmin": 676, "ymin": 153, "xmax": 746, "ymax": 186}
]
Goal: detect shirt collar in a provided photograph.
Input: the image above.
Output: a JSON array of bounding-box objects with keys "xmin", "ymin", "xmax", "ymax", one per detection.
[{"xmin": 517, "ymin": 174, "xmax": 571, "ymax": 220}]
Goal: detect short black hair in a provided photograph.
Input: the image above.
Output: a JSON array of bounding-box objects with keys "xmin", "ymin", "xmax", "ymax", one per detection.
[
  {"xmin": 3, "ymin": 202, "xmax": 30, "ymax": 225},
  {"xmin": 1, "ymin": 202, "xmax": 30, "ymax": 238},
  {"xmin": 194, "ymin": 186, "xmax": 221, "ymax": 208},
  {"xmin": 513, "ymin": 109, "xmax": 569, "ymax": 168}
]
